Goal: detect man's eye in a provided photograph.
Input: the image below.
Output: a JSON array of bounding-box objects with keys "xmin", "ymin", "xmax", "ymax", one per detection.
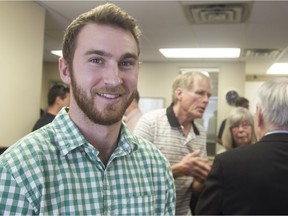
[
  {"xmin": 196, "ymin": 91, "xmax": 211, "ymax": 98},
  {"xmin": 89, "ymin": 58, "xmax": 104, "ymax": 64},
  {"xmin": 196, "ymin": 91, "xmax": 205, "ymax": 96},
  {"xmin": 119, "ymin": 60, "xmax": 136, "ymax": 67}
]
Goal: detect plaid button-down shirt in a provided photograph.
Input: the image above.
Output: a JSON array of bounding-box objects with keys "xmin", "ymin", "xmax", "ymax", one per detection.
[{"xmin": 0, "ymin": 108, "xmax": 175, "ymax": 215}]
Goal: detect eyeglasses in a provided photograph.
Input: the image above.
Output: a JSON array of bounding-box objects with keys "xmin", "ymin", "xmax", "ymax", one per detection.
[{"xmin": 231, "ymin": 122, "xmax": 251, "ymax": 132}]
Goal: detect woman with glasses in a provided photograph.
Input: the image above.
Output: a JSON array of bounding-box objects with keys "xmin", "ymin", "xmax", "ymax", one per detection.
[{"xmin": 221, "ymin": 107, "xmax": 257, "ymax": 151}]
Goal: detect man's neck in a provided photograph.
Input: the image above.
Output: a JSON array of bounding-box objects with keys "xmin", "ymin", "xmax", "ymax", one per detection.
[
  {"xmin": 47, "ymin": 106, "xmax": 60, "ymax": 116},
  {"xmin": 173, "ymin": 104, "xmax": 194, "ymax": 127},
  {"xmin": 68, "ymin": 106, "xmax": 122, "ymax": 166}
]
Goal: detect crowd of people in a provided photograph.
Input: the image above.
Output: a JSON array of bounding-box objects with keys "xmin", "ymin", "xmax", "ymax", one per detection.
[
  {"xmin": 196, "ymin": 77, "xmax": 288, "ymax": 214},
  {"xmin": 1, "ymin": 2, "xmax": 288, "ymax": 215}
]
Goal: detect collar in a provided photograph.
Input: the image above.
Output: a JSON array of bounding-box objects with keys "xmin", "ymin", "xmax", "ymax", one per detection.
[
  {"xmin": 53, "ymin": 108, "xmax": 138, "ymax": 157},
  {"xmin": 265, "ymin": 130, "xmax": 288, "ymax": 136},
  {"xmin": 166, "ymin": 103, "xmax": 200, "ymax": 135}
]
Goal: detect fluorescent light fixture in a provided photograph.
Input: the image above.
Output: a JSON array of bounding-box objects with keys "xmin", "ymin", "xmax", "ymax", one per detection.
[
  {"xmin": 159, "ymin": 48, "xmax": 240, "ymax": 58},
  {"xmin": 267, "ymin": 63, "xmax": 288, "ymax": 74},
  {"xmin": 180, "ymin": 67, "xmax": 219, "ymax": 73},
  {"xmin": 51, "ymin": 50, "xmax": 62, "ymax": 57},
  {"xmin": 180, "ymin": 68, "xmax": 219, "ymax": 77}
]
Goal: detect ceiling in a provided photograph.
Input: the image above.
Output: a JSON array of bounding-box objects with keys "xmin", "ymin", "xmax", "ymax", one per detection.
[{"xmin": 36, "ymin": 0, "xmax": 288, "ymax": 75}]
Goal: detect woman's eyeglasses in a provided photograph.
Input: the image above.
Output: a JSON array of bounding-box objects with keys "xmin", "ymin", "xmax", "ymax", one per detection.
[{"xmin": 231, "ymin": 122, "xmax": 251, "ymax": 132}]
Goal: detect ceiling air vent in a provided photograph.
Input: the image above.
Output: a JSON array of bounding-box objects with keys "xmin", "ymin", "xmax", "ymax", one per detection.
[
  {"xmin": 241, "ymin": 49, "xmax": 281, "ymax": 58},
  {"xmin": 183, "ymin": 2, "xmax": 252, "ymax": 24}
]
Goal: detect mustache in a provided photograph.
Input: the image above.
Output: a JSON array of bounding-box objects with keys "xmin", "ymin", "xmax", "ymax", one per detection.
[{"xmin": 91, "ymin": 86, "xmax": 127, "ymax": 95}]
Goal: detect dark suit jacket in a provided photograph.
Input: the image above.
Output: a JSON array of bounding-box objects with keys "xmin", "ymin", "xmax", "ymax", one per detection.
[{"xmin": 196, "ymin": 133, "xmax": 288, "ymax": 215}]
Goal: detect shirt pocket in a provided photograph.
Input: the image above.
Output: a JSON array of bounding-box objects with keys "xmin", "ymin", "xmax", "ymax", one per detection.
[{"xmin": 116, "ymin": 193, "xmax": 155, "ymax": 215}]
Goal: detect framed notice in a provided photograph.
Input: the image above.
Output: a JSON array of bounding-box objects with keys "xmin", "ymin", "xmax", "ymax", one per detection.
[{"xmin": 139, "ymin": 97, "xmax": 165, "ymax": 114}]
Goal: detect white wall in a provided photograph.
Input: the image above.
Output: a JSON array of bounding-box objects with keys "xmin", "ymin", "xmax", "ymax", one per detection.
[
  {"xmin": 0, "ymin": 2, "xmax": 45, "ymax": 147},
  {"xmin": 245, "ymin": 81, "xmax": 264, "ymax": 114}
]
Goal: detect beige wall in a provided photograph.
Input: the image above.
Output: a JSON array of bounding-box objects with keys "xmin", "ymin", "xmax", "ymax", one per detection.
[
  {"xmin": 0, "ymin": 2, "xmax": 45, "ymax": 147},
  {"xmin": 41, "ymin": 63, "xmax": 62, "ymax": 109}
]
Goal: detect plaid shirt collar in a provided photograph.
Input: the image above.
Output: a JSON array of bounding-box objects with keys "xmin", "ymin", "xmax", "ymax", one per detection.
[{"xmin": 52, "ymin": 108, "xmax": 139, "ymax": 157}]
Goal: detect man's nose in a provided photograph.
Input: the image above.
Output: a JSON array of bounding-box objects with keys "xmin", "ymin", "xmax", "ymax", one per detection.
[
  {"xmin": 103, "ymin": 63, "xmax": 123, "ymax": 86},
  {"xmin": 203, "ymin": 94, "xmax": 210, "ymax": 103}
]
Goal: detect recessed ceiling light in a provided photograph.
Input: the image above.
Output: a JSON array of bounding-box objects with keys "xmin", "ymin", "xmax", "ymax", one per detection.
[
  {"xmin": 159, "ymin": 48, "xmax": 240, "ymax": 58},
  {"xmin": 51, "ymin": 50, "xmax": 62, "ymax": 57},
  {"xmin": 267, "ymin": 63, "xmax": 288, "ymax": 74}
]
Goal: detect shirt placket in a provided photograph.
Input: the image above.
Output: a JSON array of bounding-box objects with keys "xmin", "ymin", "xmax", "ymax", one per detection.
[
  {"xmin": 80, "ymin": 146, "xmax": 114, "ymax": 215},
  {"xmin": 102, "ymin": 167, "xmax": 113, "ymax": 215},
  {"xmin": 102, "ymin": 148, "xmax": 127, "ymax": 215}
]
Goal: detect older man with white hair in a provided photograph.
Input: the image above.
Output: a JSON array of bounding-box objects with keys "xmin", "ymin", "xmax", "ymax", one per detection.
[{"xmin": 196, "ymin": 77, "xmax": 288, "ymax": 215}]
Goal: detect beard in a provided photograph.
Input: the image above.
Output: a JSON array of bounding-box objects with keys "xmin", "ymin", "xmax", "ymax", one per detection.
[{"xmin": 70, "ymin": 74, "xmax": 134, "ymax": 126}]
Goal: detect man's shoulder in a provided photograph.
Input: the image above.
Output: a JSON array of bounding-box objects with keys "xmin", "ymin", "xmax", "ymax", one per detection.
[
  {"xmin": 141, "ymin": 109, "xmax": 166, "ymax": 118},
  {"xmin": 216, "ymin": 142, "xmax": 263, "ymax": 164},
  {"xmin": 133, "ymin": 133, "xmax": 160, "ymax": 152},
  {"xmin": 0, "ymin": 128, "xmax": 55, "ymax": 170},
  {"xmin": 32, "ymin": 113, "xmax": 56, "ymax": 131},
  {"xmin": 132, "ymin": 133, "xmax": 169, "ymax": 163},
  {"xmin": 134, "ymin": 109, "xmax": 166, "ymax": 131},
  {"xmin": 194, "ymin": 120, "xmax": 205, "ymax": 131}
]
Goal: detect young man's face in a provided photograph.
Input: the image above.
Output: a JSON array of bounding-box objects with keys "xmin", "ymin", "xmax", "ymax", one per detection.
[{"xmin": 62, "ymin": 23, "xmax": 139, "ymax": 125}]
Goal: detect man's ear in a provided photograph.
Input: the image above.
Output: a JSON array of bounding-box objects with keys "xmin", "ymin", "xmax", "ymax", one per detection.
[
  {"xmin": 55, "ymin": 96, "xmax": 62, "ymax": 105},
  {"xmin": 59, "ymin": 57, "xmax": 71, "ymax": 84},
  {"xmin": 175, "ymin": 88, "xmax": 183, "ymax": 101},
  {"xmin": 254, "ymin": 105, "xmax": 264, "ymax": 140},
  {"xmin": 255, "ymin": 106, "xmax": 264, "ymax": 127}
]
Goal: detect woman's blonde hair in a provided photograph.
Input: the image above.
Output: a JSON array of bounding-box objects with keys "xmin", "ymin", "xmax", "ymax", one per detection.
[{"xmin": 222, "ymin": 107, "xmax": 257, "ymax": 150}]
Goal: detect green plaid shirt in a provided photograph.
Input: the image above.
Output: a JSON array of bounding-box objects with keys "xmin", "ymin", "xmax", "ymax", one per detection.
[{"xmin": 0, "ymin": 108, "xmax": 175, "ymax": 215}]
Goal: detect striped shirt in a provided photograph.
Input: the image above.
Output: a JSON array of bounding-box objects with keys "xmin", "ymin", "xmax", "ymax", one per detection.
[
  {"xmin": 134, "ymin": 104, "xmax": 207, "ymax": 215},
  {"xmin": 0, "ymin": 108, "xmax": 175, "ymax": 215}
]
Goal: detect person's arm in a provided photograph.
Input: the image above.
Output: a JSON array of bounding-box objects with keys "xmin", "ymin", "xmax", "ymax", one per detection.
[
  {"xmin": 0, "ymin": 166, "xmax": 34, "ymax": 214},
  {"xmin": 216, "ymin": 137, "xmax": 223, "ymax": 145},
  {"xmin": 164, "ymin": 159, "xmax": 176, "ymax": 216},
  {"xmin": 195, "ymin": 156, "xmax": 224, "ymax": 215},
  {"xmin": 192, "ymin": 179, "xmax": 205, "ymax": 192},
  {"xmin": 216, "ymin": 119, "xmax": 226, "ymax": 145},
  {"xmin": 134, "ymin": 114, "xmax": 154, "ymax": 143}
]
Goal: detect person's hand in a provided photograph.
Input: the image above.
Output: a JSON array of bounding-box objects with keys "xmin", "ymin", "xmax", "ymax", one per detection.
[
  {"xmin": 192, "ymin": 179, "xmax": 205, "ymax": 192},
  {"xmin": 172, "ymin": 149, "xmax": 211, "ymax": 182}
]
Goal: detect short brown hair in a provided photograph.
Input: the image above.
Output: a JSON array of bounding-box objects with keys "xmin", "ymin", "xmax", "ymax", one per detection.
[
  {"xmin": 235, "ymin": 96, "xmax": 249, "ymax": 108},
  {"xmin": 62, "ymin": 3, "xmax": 141, "ymax": 70},
  {"xmin": 48, "ymin": 84, "xmax": 69, "ymax": 106}
]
